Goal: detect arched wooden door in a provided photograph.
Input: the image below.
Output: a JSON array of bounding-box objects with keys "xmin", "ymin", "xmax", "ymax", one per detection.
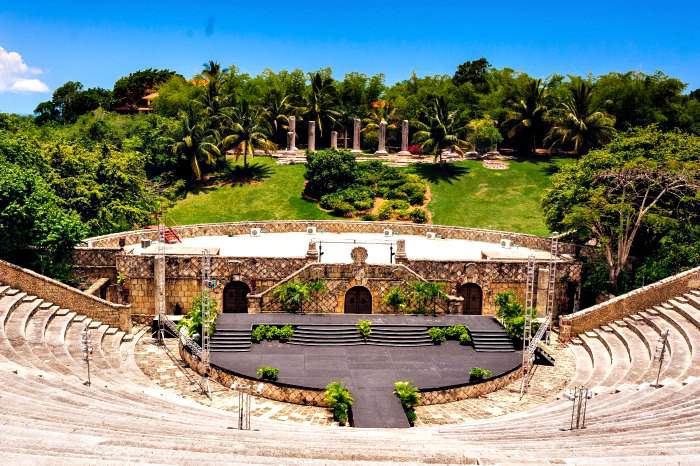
[
  {"xmin": 459, "ymin": 283, "xmax": 483, "ymax": 315},
  {"xmin": 344, "ymin": 286, "xmax": 372, "ymax": 314},
  {"xmin": 223, "ymin": 281, "xmax": 250, "ymax": 313}
]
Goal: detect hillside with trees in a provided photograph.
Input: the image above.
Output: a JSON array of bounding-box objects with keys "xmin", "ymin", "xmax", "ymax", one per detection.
[{"xmin": 1, "ymin": 59, "xmax": 698, "ymax": 302}]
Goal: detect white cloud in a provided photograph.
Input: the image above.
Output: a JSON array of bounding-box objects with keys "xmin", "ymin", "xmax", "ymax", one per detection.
[{"xmin": 0, "ymin": 46, "xmax": 49, "ymax": 93}]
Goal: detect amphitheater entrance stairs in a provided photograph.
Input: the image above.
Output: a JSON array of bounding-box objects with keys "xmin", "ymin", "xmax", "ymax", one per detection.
[{"xmin": 350, "ymin": 386, "xmax": 410, "ymax": 428}]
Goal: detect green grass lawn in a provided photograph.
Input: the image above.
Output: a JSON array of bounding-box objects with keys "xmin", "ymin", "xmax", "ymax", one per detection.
[
  {"xmin": 165, "ymin": 157, "xmax": 334, "ymax": 225},
  {"xmin": 166, "ymin": 156, "xmax": 572, "ymax": 236},
  {"xmin": 410, "ymin": 158, "xmax": 572, "ymax": 236}
]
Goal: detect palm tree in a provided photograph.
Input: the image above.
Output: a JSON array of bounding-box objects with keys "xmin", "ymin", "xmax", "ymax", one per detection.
[
  {"xmin": 504, "ymin": 78, "xmax": 548, "ymax": 154},
  {"xmin": 263, "ymin": 89, "xmax": 291, "ymax": 146},
  {"xmin": 546, "ymin": 78, "xmax": 616, "ymax": 155},
  {"xmin": 171, "ymin": 106, "xmax": 221, "ymax": 180},
  {"xmin": 197, "ymin": 61, "xmax": 231, "ymax": 131},
  {"xmin": 362, "ymin": 99, "xmax": 399, "ymax": 133},
  {"xmin": 302, "ymin": 72, "xmax": 341, "ymax": 137},
  {"xmin": 413, "ymin": 96, "xmax": 469, "ymax": 164},
  {"xmin": 222, "ymin": 100, "xmax": 276, "ymax": 168}
]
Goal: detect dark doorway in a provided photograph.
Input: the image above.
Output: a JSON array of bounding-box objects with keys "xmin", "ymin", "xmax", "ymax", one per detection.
[
  {"xmin": 223, "ymin": 281, "xmax": 250, "ymax": 313},
  {"xmin": 344, "ymin": 286, "xmax": 372, "ymax": 314},
  {"xmin": 459, "ymin": 283, "xmax": 483, "ymax": 315}
]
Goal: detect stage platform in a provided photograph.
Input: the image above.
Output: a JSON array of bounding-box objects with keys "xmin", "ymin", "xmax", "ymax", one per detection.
[{"xmin": 210, "ymin": 314, "xmax": 522, "ymax": 428}]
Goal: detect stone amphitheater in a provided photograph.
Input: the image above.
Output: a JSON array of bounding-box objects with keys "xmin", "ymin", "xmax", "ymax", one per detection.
[{"xmin": 1, "ymin": 243, "xmax": 699, "ymax": 463}]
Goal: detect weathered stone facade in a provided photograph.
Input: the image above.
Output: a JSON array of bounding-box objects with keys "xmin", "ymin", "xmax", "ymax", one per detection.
[{"xmin": 73, "ymin": 221, "xmax": 581, "ymax": 320}]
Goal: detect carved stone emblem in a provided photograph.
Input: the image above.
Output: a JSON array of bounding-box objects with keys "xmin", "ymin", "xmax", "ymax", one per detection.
[{"xmin": 351, "ymin": 246, "xmax": 368, "ymax": 265}]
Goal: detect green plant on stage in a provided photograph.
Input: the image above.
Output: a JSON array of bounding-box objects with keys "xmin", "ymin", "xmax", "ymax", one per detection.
[
  {"xmin": 459, "ymin": 332, "xmax": 472, "ymax": 345},
  {"xmin": 445, "ymin": 324, "xmax": 467, "ymax": 339},
  {"xmin": 256, "ymin": 366, "xmax": 280, "ymax": 381},
  {"xmin": 383, "ymin": 287, "xmax": 407, "ymax": 313},
  {"xmin": 469, "ymin": 367, "xmax": 493, "ymax": 380},
  {"xmin": 324, "ymin": 381, "xmax": 354, "ymax": 425},
  {"xmin": 427, "ymin": 327, "xmax": 446, "ymax": 344},
  {"xmin": 394, "ymin": 381, "xmax": 421, "ymax": 425},
  {"xmin": 277, "ymin": 325, "xmax": 294, "ymax": 342},
  {"xmin": 357, "ymin": 319, "xmax": 372, "ymax": 342}
]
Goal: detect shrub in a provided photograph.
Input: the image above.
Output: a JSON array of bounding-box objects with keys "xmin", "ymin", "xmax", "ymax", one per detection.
[
  {"xmin": 277, "ymin": 325, "xmax": 294, "ymax": 342},
  {"xmin": 469, "ymin": 367, "xmax": 493, "ymax": 380},
  {"xmin": 251, "ymin": 324, "xmax": 289, "ymax": 343},
  {"xmin": 402, "ymin": 182, "xmax": 427, "ymax": 205},
  {"xmin": 445, "ymin": 324, "xmax": 467, "ymax": 339},
  {"xmin": 324, "ymin": 381, "xmax": 354, "ymax": 425},
  {"xmin": 304, "ymin": 150, "xmax": 358, "ymax": 198},
  {"xmin": 377, "ymin": 202, "xmax": 393, "ymax": 220},
  {"xmin": 361, "ymin": 213, "xmax": 377, "ymax": 221},
  {"xmin": 357, "ymin": 319, "xmax": 372, "ymax": 341},
  {"xmin": 394, "ymin": 381, "xmax": 421, "ymax": 425},
  {"xmin": 459, "ymin": 332, "xmax": 472, "ymax": 345},
  {"xmin": 409, "ymin": 281, "xmax": 448, "ymax": 316},
  {"xmin": 408, "ymin": 208, "xmax": 427, "ymax": 224},
  {"xmin": 176, "ymin": 292, "xmax": 217, "ymax": 340},
  {"xmin": 383, "ymin": 287, "xmax": 407, "ymax": 313},
  {"xmin": 273, "ymin": 279, "xmax": 325, "ymax": 313},
  {"xmin": 427, "ymin": 327, "xmax": 446, "ymax": 344},
  {"xmin": 256, "ymin": 366, "xmax": 279, "ymax": 381},
  {"xmin": 251, "ymin": 325, "xmax": 268, "ymax": 343}
]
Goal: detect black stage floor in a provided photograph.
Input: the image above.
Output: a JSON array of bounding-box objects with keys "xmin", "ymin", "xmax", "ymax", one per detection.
[{"xmin": 210, "ymin": 314, "xmax": 521, "ymax": 428}]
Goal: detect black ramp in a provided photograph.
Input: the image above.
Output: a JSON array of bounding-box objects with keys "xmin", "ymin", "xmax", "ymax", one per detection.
[{"xmin": 350, "ymin": 387, "xmax": 410, "ymax": 428}]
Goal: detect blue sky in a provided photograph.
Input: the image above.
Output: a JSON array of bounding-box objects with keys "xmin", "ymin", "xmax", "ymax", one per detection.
[{"xmin": 1, "ymin": 1, "xmax": 699, "ymax": 114}]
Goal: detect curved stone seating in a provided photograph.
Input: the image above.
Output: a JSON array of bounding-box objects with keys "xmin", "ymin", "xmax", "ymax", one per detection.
[{"xmin": 0, "ymin": 281, "xmax": 700, "ymax": 464}]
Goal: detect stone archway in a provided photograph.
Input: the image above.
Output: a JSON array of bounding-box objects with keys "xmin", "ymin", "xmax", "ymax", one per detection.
[
  {"xmin": 223, "ymin": 281, "xmax": 250, "ymax": 313},
  {"xmin": 458, "ymin": 283, "xmax": 483, "ymax": 315},
  {"xmin": 344, "ymin": 286, "xmax": 372, "ymax": 314}
]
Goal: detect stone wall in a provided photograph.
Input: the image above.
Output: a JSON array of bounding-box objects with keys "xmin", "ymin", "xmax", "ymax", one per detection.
[
  {"xmin": 75, "ymin": 221, "xmax": 581, "ymax": 318},
  {"xmin": 559, "ymin": 265, "xmax": 700, "ymax": 342},
  {"xmin": 250, "ymin": 262, "xmax": 449, "ymax": 314},
  {"xmin": 0, "ymin": 259, "xmax": 132, "ymax": 332},
  {"xmin": 71, "ymin": 247, "xmax": 120, "ymax": 288},
  {"xmin": 83, "ymin": 220, "xmax": 578, "ymax": 255},
  {"xmin": 419, "ymin": 367, "xmax": 523, "ymax": 405}
]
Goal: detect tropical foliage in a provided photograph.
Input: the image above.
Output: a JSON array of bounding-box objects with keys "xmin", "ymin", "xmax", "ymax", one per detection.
[
  {"xmin": 393, "ymin": 381, "xmax": 421, "ymax": 424},
  {"xmin": 324, "ymin": 381, "xmax": 354, "ymax": 425},
  {"xmin": 176, "ymin": 293, "xmax": 217, "ymax": 339}
]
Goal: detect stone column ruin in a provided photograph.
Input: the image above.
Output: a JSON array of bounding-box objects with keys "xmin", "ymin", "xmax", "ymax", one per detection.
[
  {"xmin": 375, "ymin": 120, "xmax": 388, "ymax": 156},
  {"xmin": 352, "ymin": 118, "xmax": 362, "ymax": 153},
  {"xmin": 330, "ymin": 131, "xmax": 338, "ymax": 150},
  {"xmin": 398, "ymin": 119, "xmax": 411, "ymax": 156},
  {"xmin": 308, "ymin": 121, "xmax": 316, "ymax": 152}
]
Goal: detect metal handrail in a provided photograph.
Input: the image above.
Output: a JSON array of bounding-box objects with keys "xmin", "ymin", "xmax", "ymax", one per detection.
[{"xmin": 160, "ymin": 315, "xmax": 203, "ymax": 359}]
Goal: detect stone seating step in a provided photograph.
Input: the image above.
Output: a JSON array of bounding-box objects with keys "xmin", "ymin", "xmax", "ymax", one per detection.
[
  {"xmin": 579, "ymin": 334, "xmax": 612, "ymax": 388},
  {"xmin": 609, "ymin": 322, "xmax": 651, "ymax": 384},
  {"xmin": 639, "ymin": 310, "xmax": 690, "ymax": 381},
  {"xmin": 595, "ymin": 328, "xmax": 632, "ymax": 388}
]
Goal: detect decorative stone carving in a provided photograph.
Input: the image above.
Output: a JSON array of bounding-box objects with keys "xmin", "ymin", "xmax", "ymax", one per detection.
[
  {"xmin": 330, "ymin": 131, "xmax": 338, "ymax": 150},
  {"xmin": 375, "ymin": 120, "xmax": 388, "ymax": 156},
  {"xmin": 351, "ymin": 118, "xmax": 362, "ymax": 153},
  {"xmin": 350, "ymin": 246, "xmax": 368, "ymax": 265},
  {"xmin": 308, "ymin": 121, "xmax": 316, "ymax": 152},
  {"xmin": 395, "ymin": 239, "xmax": 407, "ymax": 260},
  {"xmin": 398, "ymin": 119, "xmax": 411, "ymax": 156}
]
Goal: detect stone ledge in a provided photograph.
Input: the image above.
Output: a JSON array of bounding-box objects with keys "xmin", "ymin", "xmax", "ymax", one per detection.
[
  {"xmin": 0, "ymin": 258, "xmax": 131, "ymax": 332},
  {"xmin": 560, "ymin": 265, "xmax": 700, "ymax": 342}
]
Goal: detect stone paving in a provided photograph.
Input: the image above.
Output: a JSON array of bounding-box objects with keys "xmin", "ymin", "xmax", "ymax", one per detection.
[
  {"xmin": 415, "ymin": 334, "xmax": 576, "ymax": 426},
  {"xmin": 134, "ymin": 336, "xmax": 337, "ymax": 426}
]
